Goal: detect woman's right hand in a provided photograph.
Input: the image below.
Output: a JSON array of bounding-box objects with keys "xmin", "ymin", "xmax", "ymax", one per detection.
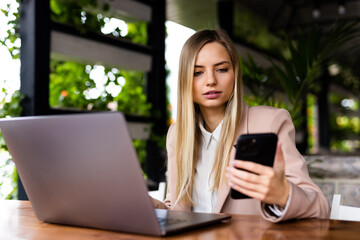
[{"xmin": 150, "ymin": 196, "xmax": 168, "ymax": 209}]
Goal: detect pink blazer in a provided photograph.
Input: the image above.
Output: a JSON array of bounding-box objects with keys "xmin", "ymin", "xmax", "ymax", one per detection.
[{"xmin": 163, "ymin": 103, "xmax": 330, "ymax": 222}]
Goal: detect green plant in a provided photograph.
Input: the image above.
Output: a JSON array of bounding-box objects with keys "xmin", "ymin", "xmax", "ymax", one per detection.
[
  {"xmin": 50, "ymin": 0, "xmax": 148, "ymax": 45},
  {"xmin": 0, "ymin": 87, "xmax": 24, "ymax": 199},
  {"xmin": 50, "ymin": 0, "xmax": 105, "ymax": 32},
  {"xmin": 269, "ymin": 20, "xmax": 360, "ymax": 119},
  {"xmin": 0, "ymin": 0, "xmax": 20, "ymax": 59},
  {"xmin": 0, "ymin": 156, "xmax": 18, "ymax": 199},
  {"xmin": 240, "ymin": 20, "xmax": 360, "ymax": 154},
  {"xmin": 0, "ymin": 0, "xmax": 21, "ymax": 200},
  {"xmin": 233, "ymin": 2, "xmax": 284, "ymax": 52},
  {"xmin": 49, "ymin": 0, "xmax": 152, "ymax": 117},
  {"xmin": 50, "ymin": 61, "xmax": 152, "ymax": 115},
  {"xmin": 0, "ymin": 89, "xmax": 23, "ymax": 118},
  {"xmin": 241, "ymin": 53, "xmax": 286, "ymax": 109}
]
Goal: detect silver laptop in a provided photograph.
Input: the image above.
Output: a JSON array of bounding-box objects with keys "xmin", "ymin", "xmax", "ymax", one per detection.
[{"xmin": 0, "ymin": 112, "xmax": 230, "ymax": 236}]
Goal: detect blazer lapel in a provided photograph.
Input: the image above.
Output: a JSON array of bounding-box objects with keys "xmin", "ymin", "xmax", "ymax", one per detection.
[
  {"xmin": 215, "ymin": 103, "xmax": 249, "ymax": 213},
  {"xmin": 215, "ymin": 174, "xmax": 231, "ymax": 213}
]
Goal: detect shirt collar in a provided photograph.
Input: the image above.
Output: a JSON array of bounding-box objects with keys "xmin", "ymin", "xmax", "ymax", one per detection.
[{"xmin": 199, "ymin": 120, "xmax": 223, "ymax": 149}]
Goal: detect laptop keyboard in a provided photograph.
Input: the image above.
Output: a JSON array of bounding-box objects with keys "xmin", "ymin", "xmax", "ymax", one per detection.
[{"xmin": 157, "ymin": 217, "xmax": 186, "ymax": 226}]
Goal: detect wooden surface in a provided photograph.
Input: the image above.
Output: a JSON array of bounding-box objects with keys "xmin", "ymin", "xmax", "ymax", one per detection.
[{"xmin": 1, "ymin": 200, "xmax": 360, "ymax": 239}]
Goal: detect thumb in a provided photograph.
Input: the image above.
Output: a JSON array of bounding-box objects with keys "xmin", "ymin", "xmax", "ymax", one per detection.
[{"xmin": 274, "ymin": 142, "xmax": 285, "ymax": 170}]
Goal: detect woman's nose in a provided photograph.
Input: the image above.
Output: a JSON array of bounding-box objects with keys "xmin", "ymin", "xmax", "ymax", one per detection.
[{"xmin": 206, "ymin": 72, "xmax": 217, "ymax": 86}]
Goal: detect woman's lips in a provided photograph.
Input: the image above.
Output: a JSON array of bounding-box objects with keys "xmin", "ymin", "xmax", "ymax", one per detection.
[{"xmin": 203, "ymin": 91, "xmax": 222, "ymax": 99}]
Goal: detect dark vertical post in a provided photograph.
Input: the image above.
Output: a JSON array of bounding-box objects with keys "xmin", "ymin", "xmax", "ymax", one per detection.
[
  {"xmin": 20, "ymin": 0, "xmax": 50, "ymax": 116},
  {"xmin": 296, "ymin": 96, "xmax": 309, "ymax": 154},
  {"xmin": 19, "ymin": 0, "xmax": 51, "ymax": 199},
  {"xmin": 145, "ymin": 0, "xmax": 167, "ymax": 186},
  {"xmin": 317, "ymin": 69, "xmax": 330, "ymax": 150},
  {"xmin": 217, "ymin": 0, "xmax": 234, "ymax": 38}
]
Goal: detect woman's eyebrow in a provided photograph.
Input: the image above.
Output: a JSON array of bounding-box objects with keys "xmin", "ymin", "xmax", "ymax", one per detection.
[
  {"xmin": 194, "ymin": 61, "xmax": 231, "ymax": 68},
  {"xmin": 214, "ymin": 61, "xmax": 231, "ymax": 66}
]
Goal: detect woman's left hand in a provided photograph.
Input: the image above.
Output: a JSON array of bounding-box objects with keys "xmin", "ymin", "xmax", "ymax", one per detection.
[{"xmin": 226, "ymin": 142, "xmax": 290, "ymax": 208}]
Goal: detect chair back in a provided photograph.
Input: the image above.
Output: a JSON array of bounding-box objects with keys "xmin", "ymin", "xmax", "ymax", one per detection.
[
  {"xmin": 330, "ymin": 194, "xmax": 360, "ymax": 221},
  {"xmin": 148, "ymin": 182, "xmax": 167, "ymax": 201}
]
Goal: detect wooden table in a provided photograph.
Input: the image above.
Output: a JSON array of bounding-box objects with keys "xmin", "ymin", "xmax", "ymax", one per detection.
[{"xmin": 1, "ymin": 200, "xmax": 360, "ymax": 239}]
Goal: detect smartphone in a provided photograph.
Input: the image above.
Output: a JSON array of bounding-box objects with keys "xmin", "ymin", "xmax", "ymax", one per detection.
[{"xmin": 230, "ymin": 133, "xmax": 278, "ymax": 199}]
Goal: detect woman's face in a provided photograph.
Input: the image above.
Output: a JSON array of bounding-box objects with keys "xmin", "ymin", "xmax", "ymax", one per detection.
[{"xmin": 192, "ymin": 42, "xmax": 235, "ymax": 114}]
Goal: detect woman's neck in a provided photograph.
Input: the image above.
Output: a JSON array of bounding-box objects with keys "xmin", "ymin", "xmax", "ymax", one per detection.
[{"xmin": 201, "ymin": 108, "xmax": 225, "ymax": 133}]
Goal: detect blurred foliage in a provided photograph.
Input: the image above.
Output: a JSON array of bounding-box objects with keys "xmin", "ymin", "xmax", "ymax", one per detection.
[
  {"xmin": 329, "ymin": 93, "xmax": 359, "ymax": 111},
  {"xmin": 306, "ymin": 94, "xmax": 317, "ymax": 154},
  {"xmin": 50, "ymin": 0, "xmax": 103, "ymax": 31},
  {"xmin": 241, "ymin": 20, "xmax": 360, "ymax": 127},
  {"xmin": 49, "ymin": 61, "xmax": 152, "ymax": 117},
  {"xmin": 0, "ymin": 86, "xmax": 24, "ymax": 199},
  {"xmin": 50, "ymin": 0, "xmax": 148, "ymax": 45},
  {"xmin": 0, "ymin": 157, "xmax": 18, "ymax": 199},
  {"xmin": 49, "ymin": 0, "xmax": 152, "ymax": 118},
  {"xmin": 240, "ymin": 20, "xmax": 360, "ymax": 154},
  {"xmin": 269, "ymin": 20, "xmax": 360, "ymax": 118},
  {"xmin": 233, "ymin": 2, "xmax": 284, "ymax": 52},
  {"xmin": 330, "ymin": 65, "xmax": 360, "ymax": 96},
  {"xmin": 334, "ymin": 116, "xmax": 360, "ymax": 135},
  {"xmin": 241, "ymin": 54, "xmax": 286, "ymax": 108},
  {"xmin": 330, "ymin": 139, "xmax": 360, "ymax": 153},
  {"xmin": 0, "ymin": 0, "xmax": 21, "ymax": 200},
  {"xmin": 126, "ymin": 21, "xmax": 148, "ymax": 45},
  {"xmin": 0, "ymin": 89, "xmax": 24, "ymax": 119},
  {"xmin": 0, "ymin": 0, "xmax": 20, "ymax": 59},
  {"xmin": 328, "ymin": 92, "xmax": 360, "ymax": 153},
  {"xmin": 114, "ymin": 71, "xmax": 152, "ymax": 116},
  {"xmin": 50, "ymin": 61, "xmax": 95, "ymax": 110}
]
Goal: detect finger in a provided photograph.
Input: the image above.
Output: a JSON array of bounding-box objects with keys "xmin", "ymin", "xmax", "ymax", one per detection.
[
  {"xmin": 228, "ymin": 165, "xmax": 274, "ymax": 189},
  {"xmin": 232, "ymin": 159, "xmax": 274, "ymax": 176},
  {"xmin": 230, "ymin": 177, "xmax": 287, "ymax": 206},
  {"xmin": 230, "ymin": 182, "xmax": 267, "ymax": 200},
  {"xmin": 273, "ymin": 142, "xmax": 285, "ymax": 170},
  {"xmin": 228, "ymin": 165, "xmax": 262, "ymax": 184},
  {"xmin": 230, "ymin": 173, "xmax": 270, "ymax": 193}
]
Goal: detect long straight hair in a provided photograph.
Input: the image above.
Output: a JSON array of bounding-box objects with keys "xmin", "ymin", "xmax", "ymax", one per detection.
[{"xmin": 174, "ymin": 29, "xmax": 244, "ymax": 208}]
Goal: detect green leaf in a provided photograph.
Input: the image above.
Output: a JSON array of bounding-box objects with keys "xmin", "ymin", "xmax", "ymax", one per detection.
[
  {"xmin": 1, "ymin": 9, "xmax": 8, "ymax": 16},
  {"xmin": 50, "ymin": 0, "xmax": 62, "ymax": 15}
]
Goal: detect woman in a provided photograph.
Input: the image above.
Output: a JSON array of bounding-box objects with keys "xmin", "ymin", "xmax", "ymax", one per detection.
[{"xmin": 153, "ymin": 29, "xmax": 329, "ymax": 222}]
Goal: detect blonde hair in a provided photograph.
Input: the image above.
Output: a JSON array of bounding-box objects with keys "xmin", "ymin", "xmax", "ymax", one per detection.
[{"xmin": 174, "ymin": 29, "xmax": 244, "ymax": 207}]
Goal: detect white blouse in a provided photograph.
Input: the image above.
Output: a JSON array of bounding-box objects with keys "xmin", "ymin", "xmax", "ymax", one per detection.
[{"xmin": 192, "ymin": 121, "xmax": 222, "ymax": 213}]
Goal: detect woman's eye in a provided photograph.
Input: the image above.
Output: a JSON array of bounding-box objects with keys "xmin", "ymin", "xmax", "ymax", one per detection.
[
  {"xmin": 194, "ymin": 71, "xmax": 203, "ymax": 77},
  {"xmin": 217, "ymin": 68, "xmax": 228, "ymax": 73}
]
